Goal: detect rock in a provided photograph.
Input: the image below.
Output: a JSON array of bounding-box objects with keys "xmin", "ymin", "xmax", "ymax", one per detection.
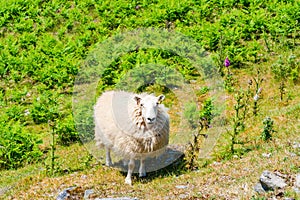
[
  {"xmin": 178, "ymin": 193, "xmax": 189, "ymax": 199},
  {"xmin": 253, "ymin": 183, "xmax": 266, "ymax": 194},
  {"xmin": 293, "ymin": 187, "xmax": 300, "ymax": 194},
  {"xmin": 274, "ymin": 171, "xmax": 287, "ymax": 179},
  {"xmin": 292, "ymin": 142, "xmax": 300, "ymax": 149},
  {"xmin": 81, "ymin": 175, "xmax": 88, "ymax": 179},
  {"xmin": 259, "ymin": 170, "xmax": 287, "ymax": 191},
  {"xmin": 212, "ymin": 161, "xmax": 221, "ymax": 166},
  {"xmin": 84, "ymin": 189, "xmax": 94, "ymax": 199},
  {"xmin": 262, "ymin": 153, "xmax": 272, "ymax": 158},
  {"xmin": 56, "ymin": 186, "xmax": 84, "ymax": 200},
  {"xmin": 57, "ymin": 187, "xmax": 77, "ymax": 200},
  {"xmin": 295, "ymin": 174, "xmax": 300, "ymax": 188},
  {"xmin": 175, "ymin": 185, "xmax": 188, "ymax": 189},
  {"xmin": 288, "ymin": 152, "xmax": 297, "ymax": 157}
]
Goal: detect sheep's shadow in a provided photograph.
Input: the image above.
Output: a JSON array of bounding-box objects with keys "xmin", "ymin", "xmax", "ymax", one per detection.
[{"xmin": 112, "ymin": 145, "xmax": 186, "ymax": 183}]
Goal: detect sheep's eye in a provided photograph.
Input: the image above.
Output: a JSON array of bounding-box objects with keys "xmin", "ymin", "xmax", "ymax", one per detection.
[
  {"xmin": 140, "ymin": 103, "xmax": 144, "ymax": 107},
  {"xmin": 156, "ymin": 102, "xmax": 159, "ymax": 106}
]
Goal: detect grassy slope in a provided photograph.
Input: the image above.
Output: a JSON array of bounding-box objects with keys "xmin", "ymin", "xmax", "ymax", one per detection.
[{"xmin": 0, "ymin": 0, "xmax": 300, "ymax": 199}]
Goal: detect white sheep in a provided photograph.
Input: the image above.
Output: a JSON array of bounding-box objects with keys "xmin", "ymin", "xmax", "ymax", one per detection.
[{"xmin": 94, "ymin": 91, "xmax": 169, "ymax": 185}]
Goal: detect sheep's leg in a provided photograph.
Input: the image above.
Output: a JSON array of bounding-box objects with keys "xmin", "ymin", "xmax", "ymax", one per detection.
[
  {"xmin": 123, "ymin": 159, "xmax": 129, "ymax": 166},
  {"xmin": 139, "ymin": 158, "xmax": 146, "ymax": 177},
  {"xmin": 105, "ymin": 147, "xmax": 112, "ymax": 166},
  {"xmin": 125, "ymin": 158, "xmax": 135, "ymax": 185}
]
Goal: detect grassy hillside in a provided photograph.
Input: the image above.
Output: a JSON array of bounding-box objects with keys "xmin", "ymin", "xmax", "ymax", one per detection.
[{"xmin": 0, "ymin": 0, "xmax": 299, "ymax": 199}]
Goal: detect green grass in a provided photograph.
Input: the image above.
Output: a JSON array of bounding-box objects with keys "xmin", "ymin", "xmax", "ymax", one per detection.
[{"xmin": 1, "ymin": 0, "xmax": 300, "ymax": 199}]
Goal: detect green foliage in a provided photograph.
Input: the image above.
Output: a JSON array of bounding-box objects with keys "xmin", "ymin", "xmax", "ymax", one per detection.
[
  {"xmin": 0, "ymin": 120, "xmax": 42, "ymax": 169},
  {"xmin": 287, "ymin": 54, "xmax": 299, "ymax": 83},
  {"xmin": 271, "ymin": 54, "xmax": 299, "ymax": 100},
  {"xmin": 183, "ymin": 99, "xmax": 214, "ymax": 169},
  {"xmin": 184, "ymin": 102, "xmax": 199, "ymax": 129},
  {"xmin": 31, "ymin": 91, "xmax": 60, "ymax": 124},
  {"xmin": 197, "ymin": 86, "xmax": 209, "ymax": 96},
  {"xmin": 183, "ymin": 102, "xmax": 203, "ymax": 170},
  {"xmin": 224, "ymin": 72, "xmax": 236, "ymax": 93},
  {"xmin": 101, "ymin": 49, "xmax": 198, "ymax": 93},
  {"xmin": 184, "ymin": 99, "xmax": 214, "ymax": 130},
  {"xmin": 261, "ymin": 117, "xmax": 275, "ymax": 141},
  {"xmin": 199, "ymin": 98, "xmax": 214, "ymax": 127},
  {"xmin": 0, "ymin": 0, "xmax": 300, "ymax": 171},
  {"xmin": 271, "ymin": 56, "xmax": 291, "ymax": 81},
  {"xmin": 56, "ymin": 114, "xmax": 79, "ymax": 146}
]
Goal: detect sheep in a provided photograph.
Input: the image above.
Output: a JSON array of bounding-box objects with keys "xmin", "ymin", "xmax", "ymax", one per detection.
[{"xmin": 94, "ymin": 91, "xmax": 169, "ymax": 185}]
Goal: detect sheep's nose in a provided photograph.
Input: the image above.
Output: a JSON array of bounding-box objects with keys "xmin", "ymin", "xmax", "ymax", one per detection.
[{"xmin": 147, "ymin": 117, "xmax": 156, "ymax": 123}]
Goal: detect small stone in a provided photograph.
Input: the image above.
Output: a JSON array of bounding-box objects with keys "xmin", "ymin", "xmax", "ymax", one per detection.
[
  {"xmin": 178, "ymin": 193, "xmax": 189, "ymax": 199},
  {"xmin": 135, "ymin": 5, "xmax": 141, "ymax": 10},
  {"xmin": 81, "ymin": 175, "xmax": 88, "ymax": 179},
  {"xmin": 274, "ymin": 171, "xmax": 287, "ymax": 179},
  {"xmin": 284, "ymin": 198, "xmax": 295, "ymax": 200},
  {"xmin": 295, "ymin": 174, "xmax": 300, "ymax": 188},
  {"xmin": 292, "ymin": 142, "xmax": 300, "ymax": 149},
  {"xmin": 254, "ymin": 183, "xmax": 265, "ymax": 194},
  {"xmin": 84, "ymin": 189, "xmax": 94, "ymax": 199},
  {"xmin": 293, "ymin": 187, "xmax": 300, "ymax": 194},
  {"xmin": 24, "ymin": 109, "xmax": 30, "ymax": 116},
  {"xmin": 288, "ymin": 152, "xmax": 297, "ymax": 157},
  {"xmin": 262, "ymin": 153, "xmax": 272, "ymax": 158},
  {"xmin": 56, "ymin": 187, "xmax": 77, "ymax": 200},
  {"xmin": 212, "ymin": 161, "xmax": 221, "ymax": 166},
  {"xmin": 175, "ymin": 185, "xmax": 188, "ymax": 189},
  {"xmin": 259, "ymin": 170, "xmax": 287, "ymax": 191}
]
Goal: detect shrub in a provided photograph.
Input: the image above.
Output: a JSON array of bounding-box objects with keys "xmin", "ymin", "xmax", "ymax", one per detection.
[
  {"xmin": 56, "ymin": 114, "xmax": 79, "ymax": 146},
  {"xmin": 184, "ymin": 102, "xmax": 199, "ymax": 129},
  {"xmin": 0, "ymin": 120, "xmax": 43, "ymax": 169},
  {"xmin": 31, "ymin": 91, "xmax": 60, "ymax": 124},
  {"xmin": 261, "ymin": 117, "xmax": 275, "ymax": 141}
]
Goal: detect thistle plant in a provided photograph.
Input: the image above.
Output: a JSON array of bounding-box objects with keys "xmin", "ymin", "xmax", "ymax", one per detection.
[
  {"xmin": 253, "ymin": 87, "xmax": 262, "ymax": 116},
  {"xmin": 184, "ymin": 101, "xmax": 212, "ymax": 169},
  {"xmin": 44, "ymin": 95, "xmax": 61, "ymax": 176},
  {"xmin": 215, "ymin": 32, "xmax": 225, "ymax": 77},
  {"xmin": 224, "ymin": 57, "xmax": 235, "ymax": 92},
  {"xmin": 229, "ymin": 89, "xmax": 251, "ymax": 154},
  {"xmin": 261, "ymin": 117, "xmax": 275, "ymax": 141},
  {"xmin": 251, "ymin": 69, "xmax": 264, "ymax": 116},
  {"xmin": 48, "ymin": 120, "xmax": 57, "ymax": 176}
]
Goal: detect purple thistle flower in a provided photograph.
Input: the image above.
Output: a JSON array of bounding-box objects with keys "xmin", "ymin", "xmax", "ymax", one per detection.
[{"xmin": 224, "ymin": 57, "xmax": 230, "ymax": 68}]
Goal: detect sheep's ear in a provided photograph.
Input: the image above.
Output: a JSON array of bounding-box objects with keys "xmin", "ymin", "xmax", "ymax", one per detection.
[
  {"xmin": 157, "ymin": 94, "xmax": 165, "ymax": 104},
  {"xmin": 134, "ymin": 96, "xmax": 141, "ymax": 105}
]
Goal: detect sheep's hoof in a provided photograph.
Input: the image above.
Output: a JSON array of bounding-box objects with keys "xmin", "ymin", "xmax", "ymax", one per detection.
[
  {"xmin": 125, "ymin": 177, "xmax": 132, "ymax": 185},
  {"xmin": 105, "ymin": 161, "xmax": 112, "ymax": 167},
  {"xmin": 139, "ymin": 172, "xmax": 146, "ymax": 177}
]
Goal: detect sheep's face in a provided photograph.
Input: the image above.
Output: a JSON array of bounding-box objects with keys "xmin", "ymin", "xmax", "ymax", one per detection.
[{"xmin": 134, "ymin": 94, "xmax": 165, "ymax": 127}]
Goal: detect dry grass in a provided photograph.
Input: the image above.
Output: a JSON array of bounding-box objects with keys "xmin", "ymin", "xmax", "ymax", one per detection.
[{"xmin": 2, "ymin": 133, "xmax": 299, "ymax": 199}]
